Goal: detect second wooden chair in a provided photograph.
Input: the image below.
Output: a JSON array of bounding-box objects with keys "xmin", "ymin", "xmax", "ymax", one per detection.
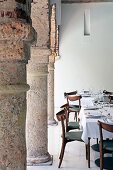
[
  {"xmin": 60, "ymin": 103, "xmax": 80, "ymax": 132},
  {"xmin": 64, "ymin": 91, "xmax": 82, "ymax": 121},
  {"xmin": 56, "ymin": 109, "xmax": 83, "ymax": 168}
]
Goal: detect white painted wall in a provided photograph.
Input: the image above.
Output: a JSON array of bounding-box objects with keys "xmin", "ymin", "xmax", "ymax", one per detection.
[{"xmin": 55, "ymin": 2, "xmax": 113, "ymax": 108}]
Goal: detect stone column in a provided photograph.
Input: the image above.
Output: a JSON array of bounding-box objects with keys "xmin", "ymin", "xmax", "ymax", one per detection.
[
  {"xmin": 26, "ymin": 0, "xmax": 52, "ymax": 165},
  {"xmin": 27, "ymin": 48, "xmax": 51, "ymax": 165},
  {"xmin": 48, "ymin": 4, "xmax": 57, "ymax": 125},
  {"xmin": 48, "ymin": 53, "xmax": 58, "ymax": 125},
  {"xmin": 0, "ymin": 1, "xmax": 35, "ymax": 170}
]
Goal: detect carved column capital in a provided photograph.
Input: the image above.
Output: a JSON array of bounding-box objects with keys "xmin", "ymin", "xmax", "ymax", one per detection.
[
  {"xmin": 27, "ymin": 48, "xmax": 51, "ymax": 76},
  {"xmin": 0, "ymin": 84, "xmax": 30, "ymax": 94}
]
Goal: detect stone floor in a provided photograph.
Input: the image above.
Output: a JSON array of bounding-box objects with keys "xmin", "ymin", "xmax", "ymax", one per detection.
[{"xmin": 27, "ymin": 113, "xmax": 110, "ymax": 170}]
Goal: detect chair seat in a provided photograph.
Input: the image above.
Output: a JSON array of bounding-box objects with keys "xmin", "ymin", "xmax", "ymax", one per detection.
[
  {"xmin": 65, "ymin": 131, "xmax": 83, "ymax": 141},
  {"xmin": 68, "ymin": 121, "xmax": 80, "ymax": 130},
  {"xmin": 69, "ymin": 106, "xmax": 80, "ymax": 112},
  {"xmin": 103, "ymin": 140, "xmax": 113, "ymax": 151},
  {"xmin": 70, "ymin": 104, "xmax": 79, "ymax": 108}
]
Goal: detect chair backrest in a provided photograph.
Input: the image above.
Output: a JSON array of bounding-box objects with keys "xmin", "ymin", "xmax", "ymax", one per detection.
[
  {"xmin": 103, "ymin": 90, "xmax": 112, "ymax": 95},
  {"xmin": 60, "ymin": 103, "xmax": 69, "ymax": 109},
  {"xmin": 109, "ymin": 95, "xmax": 113, "ymax": 104},
  {"xmin": 67, "ymin": 95, "xmax": 82, "ymax": 108},
  {"xmin": 60, "ymin": 104, "xmax": 70, "ymax": 132},
  {"xmin": 64, "ymin": 91, "xmax": 77, "ymax": 98},
  {"xmin": 64, "ymin": 91, "xmax": 82, "ymax": 108},
  {"xmin": 56, "ymin": 109, "xmax": 66, "ymax": 140},
  {"xmin": 98, "ymin": 120, "xmax": 113, "ymax": 141}
]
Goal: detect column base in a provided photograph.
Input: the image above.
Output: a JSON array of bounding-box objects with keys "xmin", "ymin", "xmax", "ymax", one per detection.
[
  {"xmin": 48, "ymin": 119, "xmax": 58, "ymax": 126},
  {"xmin": 27, "ymin": 153, "xmax": 53, "ymax": 166}
]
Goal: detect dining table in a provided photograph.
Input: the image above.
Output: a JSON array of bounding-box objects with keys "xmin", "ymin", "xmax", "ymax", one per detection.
[
  {"xmin": 79, "ymin": 106, "xmax": 113, "ymax": 144},
  {"xmin": 78, "ymin": 91, "xmax": 113, "ymax": 168}
]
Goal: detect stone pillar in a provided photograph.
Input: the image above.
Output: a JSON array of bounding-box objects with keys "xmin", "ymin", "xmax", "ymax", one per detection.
[
  {"xmin": 56, "ymin": 25, "xmax": 60, "ymax": 56},
  {"xmin": 27, "ymin": 48, "xmax": 51, "ymax": 165},
  {"xmin": 26, "ymin": 0, "xmax": 52, "ymax": 165},
  {"xmin": 48, "ymin": 4, "xmax": 57, "ymax": 125},
  {"xmin": 0, "ymin": 1, "xmax": 35, "ymax": 170},
  {"xmin": 48, "ymin": 53, "xmax": 58, "ymax": 125}
]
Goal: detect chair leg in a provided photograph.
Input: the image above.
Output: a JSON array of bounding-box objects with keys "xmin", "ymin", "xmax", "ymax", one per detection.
[
  {"xmin": 87, "ymin": 138, "xmax": 90, "ymax": 168},
  {"xmin": 100, "ymin": 144, "xmax": 103, "ymax": 170},
  {"xmin": 58, "ymin": 142, "xmax": 66, "ymax": 168},
  {"xmin": 59, "ymin": 144, "xmax": 63, "ymax": 159},
  {"xmin": 59, "ymin": 139, "xmax": 65, "ymax": 159},
  {"xmin": 74, "ymin": 111, "xmax": 77, "ymax": 121},
  {"xmin": 85, "ymin": 144, "xmax": 88, "ymax": 160},
  {"xmin": 97, "ymin": 138, "xmax": 98, "ymax": 144}
]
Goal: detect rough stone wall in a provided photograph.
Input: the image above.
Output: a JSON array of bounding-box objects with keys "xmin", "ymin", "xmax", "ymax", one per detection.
[
  {"xmin": 50, "ymin": 4, "xmax": 59, "ymax": 55},
  {"xmin": 50, "ymin": 4, "xmax": 56, "ymax": 52},
  {"xmin": 55, "ymin": 25, "xmax": 59, "ymax": 55},
  {"xmin": 62, "ymin": 0, "xmax": 113, "ymax": 3},
  {"xmin": 31, "ymin": 0, "xmax": 50, "ymax": 48},
  {"xmin": 0, "ymin": 0, "xmax": 32, "ymax": 23},
  {"xmin": 0, "ymin": 0, "xmax": 35, "ymax": 169},
  {"xmin": 47, "ymin": 4, "xmax": 57, "ymax": 125}
]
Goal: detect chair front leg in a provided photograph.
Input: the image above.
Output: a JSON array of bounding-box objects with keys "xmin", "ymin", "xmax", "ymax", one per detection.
[
  {"xmin": 59, "ymin": 141, "xmax": 64, "ymax": 159},
  {"xmin": 85, "ymin": 144, "xmax": 88, "ymax": 160},
  {"xmin": 100, "ymin": 143, "xmax": 103, "ymax": 170},
  {"xmin": 87, "ymin": 137, "xmax": 90, "ymax": 168},
  {"xmin": 74, "ymin": 111, "xmax": 78, "ymax": 121},
  {"xmin": 58, "ymin": 142, "xmax": 66, "ymax": 168}
]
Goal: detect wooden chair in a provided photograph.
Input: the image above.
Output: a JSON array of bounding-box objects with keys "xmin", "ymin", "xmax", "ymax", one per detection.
[
  {"xmin": 64, "ymin": 91, "xmax": 82, "ymax": 121},
  {"xmin": 56, "ymin": 109, "xmax": 83, "ymax": 168},
  {"xmin": 103, "ymin": 90, "xmax": 113, "ymax": 103},
  {"xmin": 64, "ymin": 90, "xmax": 77, "ymax": 97},
  {"xmin": 103, "ymin": 90, "xmax": 112, "ymax": 95},
  {"xmin": 109, "ymin": 95, "xmax": 113, "ymax": 104},
  {"xmin": 98, "ymin": 120, "xmax": 113, "ymax": 170},
  {"xmin": 60, "ymin": 103, "xmax": 80, "ymax": 132}
]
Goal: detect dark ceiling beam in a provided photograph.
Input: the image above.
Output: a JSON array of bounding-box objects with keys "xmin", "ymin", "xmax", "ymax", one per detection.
[{"xmin": 62, "ymin": 0, "xmax": 113, "ymax": 3}]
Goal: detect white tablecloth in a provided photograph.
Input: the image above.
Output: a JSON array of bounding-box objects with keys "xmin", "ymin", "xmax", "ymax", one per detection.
[
  {"xmin": 79, "ymin": 107, "xmax": 113, "ymax": 144},
  {"xmin": 81, "ymin": 96, "xmax": 95, "ymax": 107}
]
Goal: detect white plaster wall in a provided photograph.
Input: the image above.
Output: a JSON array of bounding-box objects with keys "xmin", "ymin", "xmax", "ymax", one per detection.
[{"xmin": 55, "ymin": 2, "xmax": 113, "ymax": 108}]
